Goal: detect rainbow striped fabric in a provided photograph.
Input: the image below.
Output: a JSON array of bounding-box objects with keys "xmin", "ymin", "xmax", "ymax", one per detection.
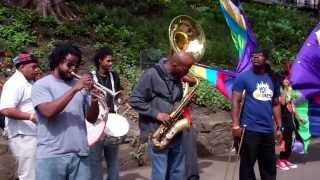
[
  {"xmin": 190, "ymin": 64, "xmax": 236, "ymax": 100},
  {"xmin": 219, "ymin": 0, "xmax": 256, "ymax": 73},
  {"xmin": 191, "ymin": 0, "xmax": 256, "ymax": 100}
]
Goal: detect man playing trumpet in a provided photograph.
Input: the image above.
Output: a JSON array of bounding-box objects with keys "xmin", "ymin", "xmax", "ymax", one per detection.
[
  {"xmin": 129, "ymin": 52, "xmax": 194, "ymax": 180},
  {"xmin": 31, "ymin": 43, "xmax": 99, "ymax": 180}
]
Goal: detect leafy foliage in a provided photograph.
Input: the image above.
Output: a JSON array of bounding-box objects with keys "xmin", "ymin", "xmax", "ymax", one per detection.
[
  {"xmin": 196, "ymin": 80, "xmax": 231, "ymax": 111},
  {"xmin": 243, "ymin": 3, "xmax": 317, "ymax": 70},
  {"xmin": 0, "ymin": 6, "xmax": 37, "ymax": 53}
]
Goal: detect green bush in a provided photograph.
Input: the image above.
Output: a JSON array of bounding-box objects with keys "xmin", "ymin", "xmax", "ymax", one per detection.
[
  {"xmin": 0, "ymin": 5, "xmax": 37, "ymax": 53},
  {"xmin": 0, "ymin": 25, "xmax": 36, "ymax": 52},
  {"xmin": 243, "ymin": 3, "xmax": 317, "ymax": 67},
  {"xmin": 195, "ymin": 80, "xmax": 231, "ymax": 111}
]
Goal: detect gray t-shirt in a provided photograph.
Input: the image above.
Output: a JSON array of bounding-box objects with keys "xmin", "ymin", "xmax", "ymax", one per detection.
[{"xmin": 32, "ymin": 75, "xmax": 90, "ymax": 159}]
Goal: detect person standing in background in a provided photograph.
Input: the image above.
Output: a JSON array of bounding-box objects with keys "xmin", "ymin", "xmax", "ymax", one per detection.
[
  {"xmin": 0, "ymin": 52, "xmax": 38, "ymax": 180},
  {"xmin": 89, "ymin": 47, "xmax": 123, "ymax": 180},
  {"xmin": 277, "ymin": 74, "xmax": 298, "ymax": 170}
]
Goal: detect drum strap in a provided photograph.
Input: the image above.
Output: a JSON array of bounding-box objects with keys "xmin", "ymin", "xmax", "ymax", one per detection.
[{"xmin": 109, "ymin": 71, "xmax": 119, "ymax": 113}]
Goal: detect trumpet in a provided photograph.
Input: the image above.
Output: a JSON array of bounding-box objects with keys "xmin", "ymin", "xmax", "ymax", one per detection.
[{"xmin": 71, "ymin": 72, "xmax": 121, "ymax": 101}]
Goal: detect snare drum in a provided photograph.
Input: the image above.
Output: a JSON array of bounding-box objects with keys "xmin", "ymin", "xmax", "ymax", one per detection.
[
  {"xmin": 86, "ymin": 116, "xmax": 106, "ymax": 146},
  {"xmin": 104, "ymin": 113, "xmax": 129, "ymax": 145}
]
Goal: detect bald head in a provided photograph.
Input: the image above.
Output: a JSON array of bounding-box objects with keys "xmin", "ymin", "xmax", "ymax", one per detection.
[
  {"xmin": 169, "ymin": 52, "xmax": 194, "ymax": 78},
  {"xmin": 171, "ymin": 52, "xmax": 194, "ymax": 67}
]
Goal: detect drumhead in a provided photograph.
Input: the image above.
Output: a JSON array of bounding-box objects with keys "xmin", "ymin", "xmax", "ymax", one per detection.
[
  {"xmin": 105, "ymin": 113, "xmax": 129, "ymax": 137},
  {"xmin": 86, "ymin": 118, "xmax": 106, "ymax": 146}
]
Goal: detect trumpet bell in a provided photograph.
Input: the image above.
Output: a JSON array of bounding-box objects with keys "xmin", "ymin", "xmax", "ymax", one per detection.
[{"xmin": 169, "ymin": 15, "xmax": 206, "ymax": 62}]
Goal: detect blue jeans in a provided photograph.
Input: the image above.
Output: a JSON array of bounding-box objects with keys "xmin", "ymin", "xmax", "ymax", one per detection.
[
  {"xmin": 89, "ymin": 141, "xmax": 103, "ymax": 180},
  {"xmin": 36, "ymin": 153, "xmax": 91, "ymax": 180},
  {"xmin": 104, "ymin": 144, "xmax": 120, "ymax": 180},
  {"xmin": 148, "ymin": 135, "xmax": 185, "ymax": 180}
]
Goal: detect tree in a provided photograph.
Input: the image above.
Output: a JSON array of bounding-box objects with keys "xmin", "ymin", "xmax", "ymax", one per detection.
[{"xmin": 6, "ymin": 0, "xmax": 78, "ymax": 21}]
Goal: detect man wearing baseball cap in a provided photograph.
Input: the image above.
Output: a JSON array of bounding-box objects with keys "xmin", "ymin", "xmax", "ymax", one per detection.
[{"xmin": 0, "ymin": 52, "xmax": 38, "ymax": 180}]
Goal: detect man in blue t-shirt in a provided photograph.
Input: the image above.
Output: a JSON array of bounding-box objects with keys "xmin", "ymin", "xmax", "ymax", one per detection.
[{"xmin": 231, "ymin": 47, "xmax": 282, "ymax": 180}]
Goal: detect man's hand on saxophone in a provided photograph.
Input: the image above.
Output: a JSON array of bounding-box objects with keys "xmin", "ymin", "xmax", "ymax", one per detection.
[{"xmin": 156, "ymin": 112, "xmax": 171, "ymax": 126}]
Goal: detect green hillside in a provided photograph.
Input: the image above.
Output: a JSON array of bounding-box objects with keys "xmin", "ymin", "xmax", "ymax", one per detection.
[{"xmin": 0, "ymin": 0, "xmax": 318, "ymax": 109}]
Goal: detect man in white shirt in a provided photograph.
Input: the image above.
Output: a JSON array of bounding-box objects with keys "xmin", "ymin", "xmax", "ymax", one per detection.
[{"xmin": 0, "ymin": 52, "xmax": 38, "ymax": 180}]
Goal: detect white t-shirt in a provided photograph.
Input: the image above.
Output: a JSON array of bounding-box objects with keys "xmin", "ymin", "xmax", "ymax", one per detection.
[{"xmin": 0, "ymin": 70, "xmax": 36, "ymax": 138}]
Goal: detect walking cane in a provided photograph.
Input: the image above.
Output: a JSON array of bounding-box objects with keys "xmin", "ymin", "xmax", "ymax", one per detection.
[
  {"xmin": 232, "ymin": 125, "xmax": 246, "ymax": 180},
  {"xmin": 224, "ymin": 125, "xmax": 246, "ymax": 180}
]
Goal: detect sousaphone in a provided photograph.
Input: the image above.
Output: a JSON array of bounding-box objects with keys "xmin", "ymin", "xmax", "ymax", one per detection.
[{"xmin": 169, "ymin": 15, "xmax": 206, "ymax": 62}]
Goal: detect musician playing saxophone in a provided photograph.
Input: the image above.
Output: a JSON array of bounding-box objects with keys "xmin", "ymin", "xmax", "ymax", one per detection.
[{"xmin": 129, "ymin": 52, "xmax": 194, "ymax": 180}]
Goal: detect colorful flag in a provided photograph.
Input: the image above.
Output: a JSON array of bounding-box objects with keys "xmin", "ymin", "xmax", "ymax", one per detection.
[
  {"xmin": 190, "ymin": 64, "xmax": 236, "ymax": 100},
  {"xmin": 219, "ymin": 0, "xmax": 256, "ymax": 73},
  {"xmin": 290, "ymin": 22, "xmax": 320, "ymax": 152},
  {"xmin": 291, "ymin": 22, "xmax": 320, "ymax": 100},
  {"xmin": 294, "ymin": 97, "xmax": 320, "ymax": 152}
]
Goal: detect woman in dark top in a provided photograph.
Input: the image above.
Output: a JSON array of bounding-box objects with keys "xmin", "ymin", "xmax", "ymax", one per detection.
[{"xmin": 277, "ymin": 75, "xmax": 298, "ymax": 170}]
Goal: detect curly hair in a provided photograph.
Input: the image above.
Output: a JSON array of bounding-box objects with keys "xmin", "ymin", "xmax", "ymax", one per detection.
[
  {"xmin": 93, "ymin": 47, "xmax": 113, "ymax": 69},
  {"xmin": 49, "ymin": 43, "xmax": 82, "ymax": 71}
]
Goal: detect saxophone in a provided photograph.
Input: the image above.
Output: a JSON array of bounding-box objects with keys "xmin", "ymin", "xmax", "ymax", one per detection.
[{"xmin": 151, "ymin": 78, "xmax": 199, "ymax": 150}]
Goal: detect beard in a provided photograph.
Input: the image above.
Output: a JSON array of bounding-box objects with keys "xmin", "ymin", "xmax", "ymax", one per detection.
[{"xmin": 58, "ymin": 68, "xmax": 73, "ymax": 81}]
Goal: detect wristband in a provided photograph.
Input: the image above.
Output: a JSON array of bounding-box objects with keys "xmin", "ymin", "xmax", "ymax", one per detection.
[{"xmin": 232, "ymin": 125, "xmax": 240, "ymax": 130}]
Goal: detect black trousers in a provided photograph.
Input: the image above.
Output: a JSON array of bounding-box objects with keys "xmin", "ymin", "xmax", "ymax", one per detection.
[
  {"xmin": 279, "ymin": 111, "xmax": 295, "ymax": 160},
  {"xmin": 239, "ymin": 130, "xmax": 276, "ymax": 180},
  {"xmin": 279, "ymin": 125, "xmax": 294, "ymax": 159},
  {"xmin": 183, "ymin": 127, "xmax": 199, "ymax": 180}
]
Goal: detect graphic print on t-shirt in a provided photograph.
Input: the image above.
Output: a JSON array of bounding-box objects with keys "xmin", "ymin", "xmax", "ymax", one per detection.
[{"xmin": 253, "ymin": 81, "xmax": 273, "ymax": 101}]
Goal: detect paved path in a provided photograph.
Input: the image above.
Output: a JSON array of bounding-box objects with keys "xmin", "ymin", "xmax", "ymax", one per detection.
[{"xmin": 119, "ymin": 140, "xmax": 320, "ymax": 180}]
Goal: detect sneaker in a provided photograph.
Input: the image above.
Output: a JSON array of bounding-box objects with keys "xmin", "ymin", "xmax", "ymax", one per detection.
[
  {"xmin": 282, "ymin": 160, "xmax": 298, "ymax": 169},
  {"xmin": 277, "ymin": 160, "xmax": 290, "ymax": 170}
]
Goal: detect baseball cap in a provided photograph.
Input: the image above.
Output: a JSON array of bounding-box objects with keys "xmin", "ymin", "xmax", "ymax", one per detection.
[{"xmin": 12, "ymin": 53, "xmax": 38, "ymax": 67}]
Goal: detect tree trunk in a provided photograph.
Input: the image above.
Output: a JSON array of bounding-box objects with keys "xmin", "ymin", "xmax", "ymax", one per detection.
[{"xmin": 8, "ymin": 0, "xmax": 78, "ymax": 21}]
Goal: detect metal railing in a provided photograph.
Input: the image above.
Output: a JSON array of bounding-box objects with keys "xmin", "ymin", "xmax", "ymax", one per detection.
[{"xmin": 251, "ymin": 0, "xmax": 320, "ymax": 9}]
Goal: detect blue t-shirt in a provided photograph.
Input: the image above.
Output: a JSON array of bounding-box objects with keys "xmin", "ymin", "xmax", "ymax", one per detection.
[
  {"xmin": 232, "ymin": 69, "xmax": 280, "ymax": 133},
  {"xmin": 32, "ymin": 75, "xmax": 90, "ymax": 159}
]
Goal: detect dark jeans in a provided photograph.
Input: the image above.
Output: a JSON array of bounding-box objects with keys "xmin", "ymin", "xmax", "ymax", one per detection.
[
  {"xmin": 280, "ymin": 110, "xmax": 295, "ymax": 160},
  {"xmin": 0, "ymin": 115, "xmax": 5, "ymax": 129},
  {"xmin": 239, "ymin": 130, "xmax": 276, "ymax": 180},
  {"xmin": 279, "ymin": 125, "xmax": 294, "ymax": 160},
  {"xmin": 183, "ymin": 128, "xmax": 199, "ymax": 180}
]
